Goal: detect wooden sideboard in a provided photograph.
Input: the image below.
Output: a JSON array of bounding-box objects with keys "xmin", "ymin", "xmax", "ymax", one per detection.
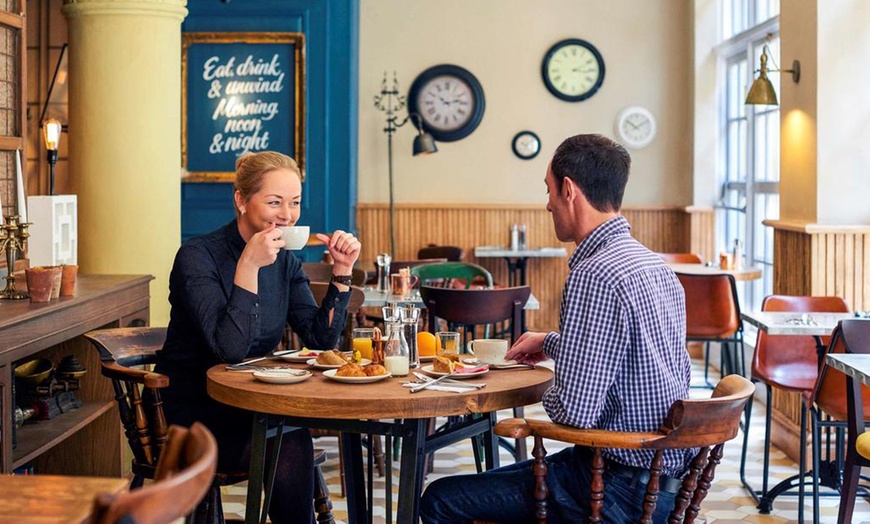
[{"xmin": 0, "ymin": 274, "xmax": 153, "ymax": 475}]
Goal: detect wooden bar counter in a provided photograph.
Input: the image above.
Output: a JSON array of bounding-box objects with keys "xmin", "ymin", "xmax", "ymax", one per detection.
[{"xmin": 0, "ymin": 274, "xmax": 152, "ymax": 475}]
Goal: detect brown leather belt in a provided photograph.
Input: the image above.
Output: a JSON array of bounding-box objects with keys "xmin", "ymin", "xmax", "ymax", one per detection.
[{"xmin": 606, "ymin": 460, "xmax": 683, "ymax": 494}]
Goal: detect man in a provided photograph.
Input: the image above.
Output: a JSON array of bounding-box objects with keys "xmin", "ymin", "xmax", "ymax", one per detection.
[{"xmin": 420, "ymin": 134, "xmax": 691, "ymax": 523}]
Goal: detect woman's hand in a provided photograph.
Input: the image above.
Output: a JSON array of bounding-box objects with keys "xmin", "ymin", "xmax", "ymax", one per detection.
[
  {"xmin": 316, "ymin": 230, "xmax": 361, "ymax": 274},
  {"xmin": 235, "ymin": 224, "xmax": 284, "ymax": 293}
]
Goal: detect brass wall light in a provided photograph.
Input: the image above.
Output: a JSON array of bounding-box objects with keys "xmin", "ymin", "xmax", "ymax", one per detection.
[{"xmin": 745, "ymin": 45, "xmax": 800, "ymax": 106}]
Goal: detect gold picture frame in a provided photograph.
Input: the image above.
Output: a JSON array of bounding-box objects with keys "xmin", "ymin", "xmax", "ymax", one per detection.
[{"xmin": 181, "ymin": 32, "xmax": 305, "ymax": 182}]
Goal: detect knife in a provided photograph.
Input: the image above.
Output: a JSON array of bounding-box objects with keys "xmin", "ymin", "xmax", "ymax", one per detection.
[
  {"xmin": 409, "ymin": 372, "xmax": 457, "ymax": 393},
  {"xmin": 226, "ymin": 349, "xmax": 296, "ymax": 370},
  {"xmin": 413, "ymin": 371, "xmax": 484, "ymax": 389}
]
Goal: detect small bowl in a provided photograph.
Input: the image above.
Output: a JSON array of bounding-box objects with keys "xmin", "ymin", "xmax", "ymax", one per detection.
[{"xmin": 14, "ymin": 358, "xmax": 54, "ymax": 384}]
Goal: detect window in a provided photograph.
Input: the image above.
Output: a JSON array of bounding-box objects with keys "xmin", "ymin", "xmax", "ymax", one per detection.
[{"xmin": 717, "ymin": 0, "xmax": 780, "ymax": 311}]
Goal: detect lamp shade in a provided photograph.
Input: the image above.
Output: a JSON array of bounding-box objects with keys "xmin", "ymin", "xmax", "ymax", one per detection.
[
  {"xmin": 745, "ymin": 73, "xmax": 778, "ymax": 105},
  {"xmin": 413, "ymin": 132, "xmax": 438, "ymax": 155}
]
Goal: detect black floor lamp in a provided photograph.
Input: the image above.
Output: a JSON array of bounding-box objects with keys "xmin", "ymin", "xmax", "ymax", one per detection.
[{"xmin": 374, "ymin": 72, "xmax": 437, "ymax": 257}]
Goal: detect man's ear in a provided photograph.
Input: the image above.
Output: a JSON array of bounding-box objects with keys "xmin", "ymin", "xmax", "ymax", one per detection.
[{"xmin": 561, "ymin": 176, "xmax": 577, "ymax": 203}]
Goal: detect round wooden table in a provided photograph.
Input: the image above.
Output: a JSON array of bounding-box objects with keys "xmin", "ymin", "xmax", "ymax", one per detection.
[{"xmin": 208, "ymin": 363, "xmax": 553, "ymax": 524}]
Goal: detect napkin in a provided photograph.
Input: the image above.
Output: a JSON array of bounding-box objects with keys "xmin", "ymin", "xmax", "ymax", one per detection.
[{"xmin": 401, "ymin": 382, "xmax": 476, "ymax": 394}]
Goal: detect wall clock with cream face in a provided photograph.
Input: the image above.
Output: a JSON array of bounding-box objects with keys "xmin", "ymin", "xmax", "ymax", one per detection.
[
  {"xmin": 511, "ymin": 131, "xmax": 541, "ymax": 160},
  {"xmin": 408, "ymin": 64, "xmax": 486, "ymax": 142},
  {"xmin": 542, "ymin": 38, "xmax": 605, "ymax": 102},
  {"xmin": 615, "ymin": 106, "xmax": 657, "ymax": 149}
]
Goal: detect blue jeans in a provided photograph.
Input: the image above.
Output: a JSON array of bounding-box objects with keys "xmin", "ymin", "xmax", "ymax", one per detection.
[{"xmin": 420, "ymin": 446, "xmax": 677, "ymax": 524}]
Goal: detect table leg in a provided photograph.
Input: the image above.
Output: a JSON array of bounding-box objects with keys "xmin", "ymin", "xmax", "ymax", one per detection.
[
  {"xmin": 397, "ymin": 419, "xmax": 427, "ymax": 524},
  {"xmin": 483, "ymin": 412, "xmax": 500, "ymax": 471},
  {"xmin": 245, "ymin": 413, "xmax": 269, "ymax": 524},
  {"xmin": 260, "ymin": 420, "xmax": 286, "ymax": 524},
  {"xmin": 341, "ymin": 432, "xmax": 368, "ymax": 524}
]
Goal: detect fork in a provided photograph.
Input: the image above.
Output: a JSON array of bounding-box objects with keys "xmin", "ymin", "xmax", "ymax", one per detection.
[{"xmin": 412, "ymin": 371, "xmax": 485, "ymax": 389}]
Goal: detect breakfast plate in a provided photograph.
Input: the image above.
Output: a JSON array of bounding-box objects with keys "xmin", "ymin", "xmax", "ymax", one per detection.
[
  {"xmin": 420, "ymin": 364, "xmax": 489, "ymax": 379},
  {"xmin": 322, "ymin": 369, "xmax": 392, "ymax": 383},
  {"xmin": 308, "ymin": 358, "xmax": 372, "ymax": 370},
  {"xmin": 252, "ymin": 370, "xmax": 312, "ymax": 384},
  {"xmin": 280, "ymin": 349, "xmax": 323, "ymax": 362}
]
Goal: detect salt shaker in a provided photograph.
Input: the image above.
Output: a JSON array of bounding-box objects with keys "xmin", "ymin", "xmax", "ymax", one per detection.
[
  {"xmin": 510, "ymin": 224, "xmax": 519, "ymax": 251},
  {"xmin": 732, "ymin": 239, "xmax": 743, "ymax": 270},
  {"xmin": 518, "ymin": 224, "xmax": 527, "ymax": 250},
  {"xmin": 375, "ymin": 253, "xmax": 391, "ymax": 293}
]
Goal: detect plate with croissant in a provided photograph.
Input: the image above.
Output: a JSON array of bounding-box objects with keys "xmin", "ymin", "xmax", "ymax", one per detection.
[
  {"xmin": 323, "ymin": 363, "xmax": 392, "ymax": 383},
  {"xmin": 307, "ymin": 349, "xmax": 370, "ymax": 369},
  {"xmin": 421, "ymin": 356, "xmax": 489, "ymax": 379}
]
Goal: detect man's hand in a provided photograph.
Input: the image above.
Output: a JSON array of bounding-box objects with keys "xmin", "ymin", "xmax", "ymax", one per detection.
[{"xmin": 506, "ymin": 331, "xmax": 549, "ymax": 365}]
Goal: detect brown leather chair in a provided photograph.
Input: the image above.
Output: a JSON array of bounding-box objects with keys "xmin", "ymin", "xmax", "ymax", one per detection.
[
  {"xmin": 92, "ymin": 422, "xmax": 217, "ymax": 524},
  {"xmin": 739, "ymin": 295, "xmax": 848, "ymax": 512},
  {"xmin": 421, "ymin": 285, "xmax": 531, "ymax": 463},
  {"xmin": 85, "ymin": 327, "xmax": 335, "ymax": 524},
  {"xmin": 658, "ymin": 252, "xmax": 704, "ymax": 264},
  {"xmin": 492, "ymin": 374, "xmax": 754, "ymax": 523},
  {"xmin": 676, "ymin": 273, "xmax": 743, "ymax": 387},
  {"xmin": 800, "ymin": 321, "xmax": 870, "ymax": 524},
  {"xmin": 302, "ymin": 262, "xmax": 367, "ymax": 287},
  {"xmin": 417, "ymin": 244, "xmax": 464, "ymax": 262}
]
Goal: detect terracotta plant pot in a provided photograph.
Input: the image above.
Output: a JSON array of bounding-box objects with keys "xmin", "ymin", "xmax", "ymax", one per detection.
[
  {"xmin": 48, "ymin": 266, "xmax": 62, "ymax": 299},
  {"xmin": 25, "ymin": 267, "xmax": 54, "ymax": 303},
  {"xmin": 60, "ymin": 264, "xmax": 78, "ymax": 297}
]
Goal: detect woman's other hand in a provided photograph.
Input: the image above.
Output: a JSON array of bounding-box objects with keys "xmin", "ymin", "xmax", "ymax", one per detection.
[
  {"xmin": 316, "ymin": 230, "xmax": 361, "ymax": 275},
  {"xmin": 235, "ymin": 224, "xmax": 284, "ymax": 292}
]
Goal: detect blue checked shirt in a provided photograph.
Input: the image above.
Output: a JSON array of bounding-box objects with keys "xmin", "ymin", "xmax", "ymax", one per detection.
[{"xmin": 542, "ymin": 216, "xmax": 694, "ymax": 476}]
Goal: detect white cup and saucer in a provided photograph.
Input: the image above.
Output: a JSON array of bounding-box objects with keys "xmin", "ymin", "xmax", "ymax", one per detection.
[{"xmin": 277, "ymin": 225, "xmax": 310, "ymax": 250}]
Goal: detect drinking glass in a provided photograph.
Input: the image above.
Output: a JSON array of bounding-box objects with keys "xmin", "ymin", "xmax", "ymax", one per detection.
[
  {"xmin": 352, "ymin": 327, "xmax": 375, "ymax": 360},
  {"xmin": 436, "ymin": 331, "xmax": 461, "ymax": 356}
]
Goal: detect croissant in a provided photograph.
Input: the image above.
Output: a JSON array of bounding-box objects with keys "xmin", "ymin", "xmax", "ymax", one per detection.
[
  {"xmin": 433, "ymin": 355, "xmax": 455, "ymax": 373},
  {"xmin": 335, "ymin": 363, "xmax": 366, "ymax": 377},
  {"xmin": 317, "ymin": 350, "xmax": 348, "ymax": 366},
  {"xmin": 363, "ymin": 364, "xmax": 388, "ymax": 376}
]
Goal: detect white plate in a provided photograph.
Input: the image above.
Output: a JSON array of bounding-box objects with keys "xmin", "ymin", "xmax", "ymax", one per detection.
[
  {"xmin": 322, "ymin": 368, "xmax": 392, "ymax": 383},
  {"xmin": 252, "ymin": 370, "xmax": 312, "ymax": 384},
  {"xmin": 307, "ymin": 358, "xmax": 372, "ymax": 370},
  {"xmin": 280, "ymin": 349, "xmax": 323, "ymax": 362},
  {"xmin": 463, "ymin": 357, "xmax": 520, "ymax": 368},
  {"xmin": 420, "ymin": 364, "xmax": 489, "ymax": 379}
]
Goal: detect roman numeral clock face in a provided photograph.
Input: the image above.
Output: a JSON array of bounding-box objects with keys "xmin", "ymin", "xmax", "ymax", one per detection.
[
  {"xmin": 408, "ymin": 64, "xmax": 486, "ymax": 142},
  {"xmin": 542, "ymin": 39, "xmax": 605, "ymax": 102}
]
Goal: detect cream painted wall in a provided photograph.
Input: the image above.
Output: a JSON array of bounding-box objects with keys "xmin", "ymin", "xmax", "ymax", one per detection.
[
  {"xmin": 692, "ymin": 0, "xmax": 720, "ymax": 208},
  {"xmin": 358, "ymin": 0, "xmax": 693, "ymax": 207}
]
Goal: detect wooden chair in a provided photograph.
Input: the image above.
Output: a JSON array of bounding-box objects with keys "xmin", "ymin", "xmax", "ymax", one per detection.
[
  {"xmin": 739, "ymin": 295, "xmax": 848, "ymax": 511},
  {"xmin": 676, "ymin": 273, "xmax": 744, "ymax": 387},
  {"xmin": 417, "ymin": 244, "xmax": 464, "ymax": 262},
  {"xmin": 421, "ymin": 285, "xmax": 531, "ymax": 462},
  {"xmin": 302, "ymin": 262, "xmax": 367, "ymax": 287},
  {"xmin": 85, "ymin": 327, "xmax": 335, "ymax": 524},
  {"xmin": 91, "ymin": 422, "xmax": 217, "ymax": 524},
  {"xmin": 493, "ymin": 374, "xmax": 755, "ymax": 523},
  {"xmin": 658, "ymin": 252, "xmax": 704, "ymax": 264},
  {"xmin": 838, "ymin": 318, "xmax": 870, "ymax": 524}
]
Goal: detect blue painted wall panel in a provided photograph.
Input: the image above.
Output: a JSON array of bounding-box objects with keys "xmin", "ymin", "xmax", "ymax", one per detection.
[{"xmin": 181, "ymin": 0, "xmax": 358, "ymax": 261}]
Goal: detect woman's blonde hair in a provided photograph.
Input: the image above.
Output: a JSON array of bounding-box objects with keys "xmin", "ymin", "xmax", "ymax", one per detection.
[{"xmin": 234, "ymin": 151, "xmax": 301, "ymax": 215}]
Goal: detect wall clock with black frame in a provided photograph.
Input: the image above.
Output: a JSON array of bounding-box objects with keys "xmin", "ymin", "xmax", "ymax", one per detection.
[
  {"xmin": 511, "ymin": 131, "xmax": 541, "ymax": 160},
  {"xmin": 408, "ymin": 64, "xmax": 485, "ymax": 142},
  {"xmin": 541, "ymin": 38, "xmax": 605, "ymax": 102}
]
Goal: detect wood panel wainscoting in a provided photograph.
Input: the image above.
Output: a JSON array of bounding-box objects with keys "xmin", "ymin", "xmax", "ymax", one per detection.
[
  {"xmin": 763, "ymin": 220, "xmax": 870, "ymax": 461},
  {"xmin": 356, "ymin": 204, "xmax": 713, "ymax": 332}
]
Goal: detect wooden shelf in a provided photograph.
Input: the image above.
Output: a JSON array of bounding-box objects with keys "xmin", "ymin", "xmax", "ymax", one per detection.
[{"xmin": 12, "ymin": 400, "xmax": 114, "ymax": 469}]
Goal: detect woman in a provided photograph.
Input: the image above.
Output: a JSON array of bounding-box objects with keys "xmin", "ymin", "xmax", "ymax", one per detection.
[{"xmin": 155, "ymin": 151, "xmax": 361, "ymax": 523}]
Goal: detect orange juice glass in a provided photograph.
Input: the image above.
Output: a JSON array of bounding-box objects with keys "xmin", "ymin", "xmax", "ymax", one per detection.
[
  {"xmin": 436, "ymin": 331, "xmax": 460, "ymax": 356},
  {"xmin": 352, "ymin": 328, "xmax": 375, "ymax": 360}
]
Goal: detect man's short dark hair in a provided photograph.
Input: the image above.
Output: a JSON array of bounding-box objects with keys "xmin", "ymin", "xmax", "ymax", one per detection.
[{"xmin": 551, "ymin": 134, "xmax": 631, "ymax": 213}]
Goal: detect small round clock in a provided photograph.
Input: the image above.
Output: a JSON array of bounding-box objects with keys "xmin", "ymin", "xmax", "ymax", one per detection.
[
  {"xmin": 511, "ymin": 131, "xmax": 541, "ymax": 160},
  {"xmin": 542, "ymin": 38, "xmax": 605, "ymax": 102},
  {"xmin": 408, "ymin": 64, "xmax": 486, "ymax": 142},
  {"xmin": 615, "ymin": 106, "xmax": 657, "ymax": 149}
]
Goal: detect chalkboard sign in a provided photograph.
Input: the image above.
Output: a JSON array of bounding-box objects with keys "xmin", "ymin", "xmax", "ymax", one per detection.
[{"xmin": 182, "ymin": 32, "xmax": 305, "ymax": 182}]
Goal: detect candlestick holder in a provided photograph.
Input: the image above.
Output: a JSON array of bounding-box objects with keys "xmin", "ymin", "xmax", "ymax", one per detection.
[{"xmin": 1, "ymin": 215, "xmax": 31, "ymax": 300}]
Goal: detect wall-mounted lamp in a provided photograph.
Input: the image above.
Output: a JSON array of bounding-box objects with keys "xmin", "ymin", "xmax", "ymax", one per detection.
[
  {"xmin": 374, "ymin": 72, "xmax": 438, "ymax": 256},
  {"xmin": 42, "ymin": 119, "xmax": 62, "ymax": 196},
  {"xmin": 745, "ymin": 45, "xmax": 800, "ymax": 106}
]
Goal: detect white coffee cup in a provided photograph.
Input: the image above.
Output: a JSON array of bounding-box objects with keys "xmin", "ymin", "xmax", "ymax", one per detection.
[
  {"xmin": 467, "ymin": 339, "xmax": 509, "ymax": 364},
  {"xmin": 277, "ymin": 226, "xmax": 310, "ymax": 250}
]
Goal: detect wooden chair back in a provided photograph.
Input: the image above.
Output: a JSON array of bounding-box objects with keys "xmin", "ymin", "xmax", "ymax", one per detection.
[
  {"xmin": 302, "ymin": 262, "xmax": 367, "ymax": 286},
  {"xmin": 417, "ymin": 244, "xmax": 464, "ymax": 262},
  {"xmin": 91, "ymin": 422, "xmax": 217, "ymax": 524},
  {"xmin": 420, "ymin": 285, "xmax": 530, "ymax": 345},
  {"xmin": 494, "ymin": 375, "xmax": 755, "ymax": 523},
  {"xmin": 658, "ymin": 252, "xmax": 704, "ymax": 264},
  {"xmin": 411, "ymin": 262, "xmax": 494, "ymax": 290},
  {"xmin": 676, "ymin": 273, "xmax": 742, "ymax": 340}
]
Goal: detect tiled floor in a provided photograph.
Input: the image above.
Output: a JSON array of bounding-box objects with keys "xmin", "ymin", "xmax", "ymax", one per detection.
[{"xmin": 221, "ymin": 361, "xmax": 870, "ymax": 523}]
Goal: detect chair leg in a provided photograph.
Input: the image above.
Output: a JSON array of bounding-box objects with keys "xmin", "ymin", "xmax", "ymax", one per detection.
[
  {"xmin": 811, "ymin": 409, "xmax": 821, "ymax": 524},
  {"xmin": 186, "ymin": 484, "xmax": 223, "ymax": 524},
  {"xmin": 337, "ymin": 434, "xmax": 346, "ymax": 499},
  {"xmin": 739, "ymin": 385, "xmax": 756, "ymax": 499},
  {"xmin": 512, "ymin": 406, "xmax": 527, "ymax": 462},
  {"xmin": 762, "ymin": 384, "xmax": 773, "ymax": 495},
  {"xmin": 798, "ymin": 403, "xmax": 807, "ymax": 524},
  {"xmin": 371, "ymin": 434, "xmax": 385, "ymax": 477},
  {"xmin": 314, "ymin": 464, "xmax": 336, "ymax": 524}
]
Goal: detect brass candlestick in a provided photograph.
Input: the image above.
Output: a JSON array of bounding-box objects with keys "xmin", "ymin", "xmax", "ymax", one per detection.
[{"xmin": 1, "ymin": 215, "xmax": 30, "ymax": 300}]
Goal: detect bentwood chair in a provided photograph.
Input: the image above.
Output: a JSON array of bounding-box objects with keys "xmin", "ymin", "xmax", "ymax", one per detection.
[
  {"xmin": 657, "ymin": 252, "xmax": 704, "ymax": 264},
  {"xmin": 421, "ymin": 285, "xmax": 531, "ymax": 462},
  {"xmin": 92, "ymin": 422, "xmax": 217, "ymax": 524},
  {"xmin": 492, "ymin": 375, "xmax": 754, "ymax": 523},
  {"xmin": 739, "ymin": 295, "xmax": 848, "ymax": 512},
  {"xmin": 800, "ymin": 321, "xmax": 870, "ymax": 524},
  {"xmin": 837, "ymin": 318, "xmax": 870, "ymax": 524},
  {"xmin": 85, "ymin": 327, "xmax": 336, "ymax": 524},
  {"xmin": 411, "ymin": 261, "xmax": 493, "ymax": 290},
  {"xmin": 676, "ymin": 273, "xmax": 744, "ymax": 387}
]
